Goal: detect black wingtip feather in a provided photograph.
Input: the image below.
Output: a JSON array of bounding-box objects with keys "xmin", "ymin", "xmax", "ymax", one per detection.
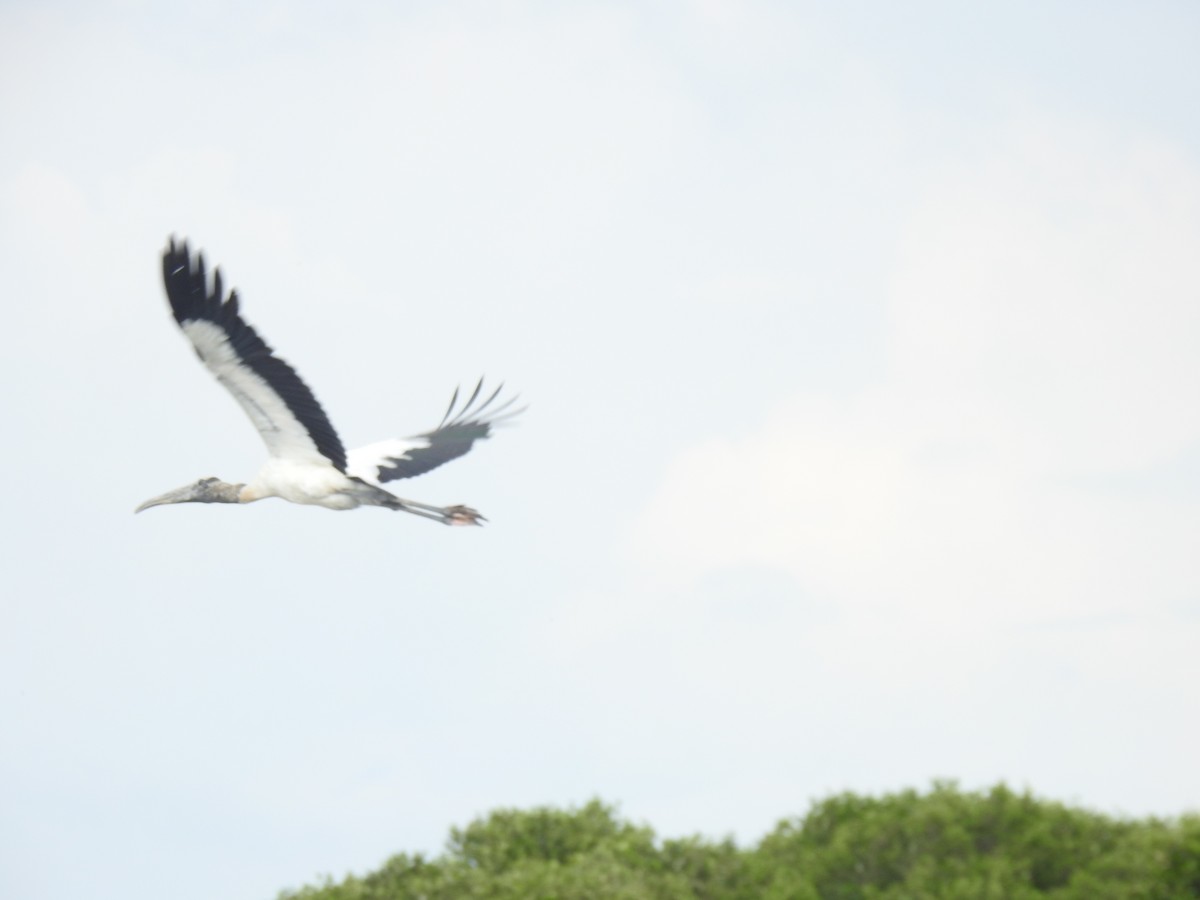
[{"xmin": 439, "ymin": 384, "xmax": 461, "ymax": 429}]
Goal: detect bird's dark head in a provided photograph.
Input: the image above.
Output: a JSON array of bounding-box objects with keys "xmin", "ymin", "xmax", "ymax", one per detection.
[{"xmin": 135, "ymin": 477, "xmax": 243, "ymax": 512}]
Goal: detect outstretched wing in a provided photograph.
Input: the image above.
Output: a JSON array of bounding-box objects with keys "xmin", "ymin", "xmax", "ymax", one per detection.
[
  {"xmin": 161, "ymin": 238, "xmax": 347, "ymax": 471},
  {"xmin": 346, "ymin": 379, "xmax": 522, "ymax": 485}
]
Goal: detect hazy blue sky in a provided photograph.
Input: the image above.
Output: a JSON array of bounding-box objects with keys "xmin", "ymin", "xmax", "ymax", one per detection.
[{"xmin": 2, "ymin": 2, "xmax": 1198, "ymax": 899}]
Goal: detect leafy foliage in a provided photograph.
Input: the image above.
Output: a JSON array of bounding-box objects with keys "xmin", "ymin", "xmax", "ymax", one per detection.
[{"xmin": 279, "ymin": 785, "xmax": 1200, "ymax": 900}]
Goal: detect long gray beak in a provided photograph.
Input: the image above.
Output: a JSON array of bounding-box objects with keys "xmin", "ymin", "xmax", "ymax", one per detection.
[{"xmin": 135, "ymin": 483, "xmax": 202, "ymax": 513}]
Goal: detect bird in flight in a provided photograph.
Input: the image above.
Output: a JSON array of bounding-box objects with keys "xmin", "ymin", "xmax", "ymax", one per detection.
[{"xmin": 136, "ymin": 238, "xmax": 521, "ymax": 524}]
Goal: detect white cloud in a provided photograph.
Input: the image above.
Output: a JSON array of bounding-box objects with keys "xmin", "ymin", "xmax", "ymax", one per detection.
[
  {"xmin": 627, "ymin": 123, "xmax": 1200, "ymax": 631},
  {"xmin": 889, "ymin": 124, "xmax": 1200, "ymax": 474},
  {"xmin": 549, "ymin": 130, "xmax": 1200, "ymax": 828}
]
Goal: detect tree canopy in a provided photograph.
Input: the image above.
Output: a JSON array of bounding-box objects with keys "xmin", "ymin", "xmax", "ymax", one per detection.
[{"xmin": 279, "ymin": 783, "xmax": 1200, "ymax": 900}]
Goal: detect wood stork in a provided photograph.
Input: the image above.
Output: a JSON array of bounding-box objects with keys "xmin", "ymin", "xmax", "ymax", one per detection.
[{"xmin": 136, "ymin": 238, "xmax": 521, "ymax": 524}]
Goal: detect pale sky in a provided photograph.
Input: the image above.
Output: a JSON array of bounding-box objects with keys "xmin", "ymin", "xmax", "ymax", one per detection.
[{"xmin": 2, "ymin": 3, "xmax": 1199, "ymax": 899}]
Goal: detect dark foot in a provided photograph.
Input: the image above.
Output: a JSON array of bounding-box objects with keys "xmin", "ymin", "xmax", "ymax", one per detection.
[{"xmin": 444, "ymin": 505, "xmax": 486, "ymax": 526}]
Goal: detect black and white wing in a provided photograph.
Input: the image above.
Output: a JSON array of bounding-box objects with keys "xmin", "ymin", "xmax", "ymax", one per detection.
[
  {"xmin": 346, "ymin": 379, "xmax": 521, "ymax": 486},
  {"xmin": 161, "ymin": 238, "xmax": 347, "ymax": 471}
]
